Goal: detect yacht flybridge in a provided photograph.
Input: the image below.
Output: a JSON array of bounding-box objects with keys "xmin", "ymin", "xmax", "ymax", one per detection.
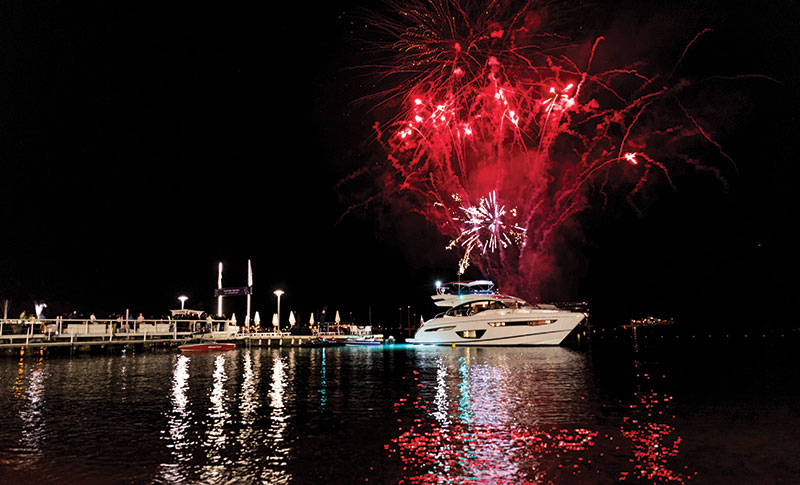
[{"xmin": 407, "ymin": 280, "xmax": 587, "ymax": 346}]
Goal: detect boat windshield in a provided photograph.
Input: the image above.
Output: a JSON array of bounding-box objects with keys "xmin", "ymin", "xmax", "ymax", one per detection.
[{"xmin": 437, "ymin": 280, "xmax": 495, "ymax": 296}]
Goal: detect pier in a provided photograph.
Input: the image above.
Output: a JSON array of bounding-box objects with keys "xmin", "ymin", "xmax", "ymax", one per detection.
[{"xmin": 0, "ymin": 317, "xmax": 320, "ymax": 353}]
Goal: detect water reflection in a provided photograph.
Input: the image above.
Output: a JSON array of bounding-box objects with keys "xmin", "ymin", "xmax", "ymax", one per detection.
[
  {"xmin": 18, "ymin": 350, "xmax": 47, "ymax": 461},
  {"xmin": 199, "ymin": 354, "xmax": 231, "ymax": 482},
  {"xmin": 0, "ymin": 343, "xmax": 712, "ymax": 483},
  {"xmin": 457, "ymin": 356, "xmax": 473, "ymax": 425},
  {"xmin": 618, "ymin": 361, "xmax": 685, "ymax": 482},
  {"xmin": 119, "ymin": 352, "xmax": 129, "ymax": 400},
  {"xmin": 388, "ymin": 350, "xmax": 599, "ymax": 483},
  {"xmin": 12, "ymin": 348, "xmax": 26, "ymax": 400},
  {"xmin": 160, "ymin": 354, "xmax": 192, "ymax": 482},
  {"xmin": 239, "ymin": 352, "xmax": 259, "ymax": 434},
  {"xmin": 432, "ymin": 358, "xmax": 450, "ymax": 427},
  {"xmin": 386, "ymin": 348, "xmax": 691, "ymax": 483},
  {"xmin": 319, "ymin": 348, "xmax": 327, "ymax": 410},
  {"xmin": 264, "ymin": 355, "xmax": 292, "ymax": 484},
  {"xmin": 236, "ymin": 350, "xmax": 263, "ymax": 479}
]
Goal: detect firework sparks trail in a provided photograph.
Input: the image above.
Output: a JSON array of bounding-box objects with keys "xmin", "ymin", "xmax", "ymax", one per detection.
[
  {"xmin": 352, "ymin": 0, "xmax": 733, "ymax": 299},
  {"xmin": 446, "ymin": 190, "xmax": 527, "ymax": 275}
]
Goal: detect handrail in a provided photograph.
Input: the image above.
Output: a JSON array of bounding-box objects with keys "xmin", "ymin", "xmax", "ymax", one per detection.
[
  {"xmin": 0, "ymin": 317, "xmax": 233, "ymax": 325},
  {"xmin": 0, "ymin": 317, "xmax": 266, "ymax": 343}
]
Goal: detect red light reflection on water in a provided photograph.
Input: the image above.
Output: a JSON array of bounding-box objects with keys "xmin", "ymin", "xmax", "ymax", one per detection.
[
  {"xmin": 618, "ymin": 365, "xmax": 689, "ymax": 482},
  {"xmin": 387, "ymin": 360, "xmax": 598, "ymax": 483},
  {"xmin": 387, "ymin": 360, "xmax": 692, "ymax": 483},
  {"xmin": 388, "ymin": 394, "xmax": 597, "ymax": 484}
]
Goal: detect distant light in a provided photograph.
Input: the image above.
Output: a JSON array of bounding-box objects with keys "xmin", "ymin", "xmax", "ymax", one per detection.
[
  {"xmin": 435, "ymin": 280, "xmax": 442, "ymax": 288},
  {"xmin": 178, "ymin": 296, "xmax": 188, "ymax": 309},
  {"xmin": 273, "ymin": 290, "xmax": 284, "ymax": 297}
]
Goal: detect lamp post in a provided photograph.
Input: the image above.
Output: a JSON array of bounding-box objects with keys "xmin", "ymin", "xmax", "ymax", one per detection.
[
  {"xmin": 273, "ymin": 290, "xmax": 284, "ymax": 332},
  {"xmin": 217, "ymin": 262, "xmax": 223, "ymax": 317},
  {"xmin": 178, "ymin": 296, "xmax": 188, "ymax": 310}
]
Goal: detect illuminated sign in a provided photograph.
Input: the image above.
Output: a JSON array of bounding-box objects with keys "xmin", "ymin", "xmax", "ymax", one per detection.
[{"xmin": 214, "ymin": 287, "xmax": 252, "ymax": 297}]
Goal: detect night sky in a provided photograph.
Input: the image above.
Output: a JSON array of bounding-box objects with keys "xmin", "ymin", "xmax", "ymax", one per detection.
[{"xmin": 0, "ymin": 1, "xmax": 797, "ymax": 330}]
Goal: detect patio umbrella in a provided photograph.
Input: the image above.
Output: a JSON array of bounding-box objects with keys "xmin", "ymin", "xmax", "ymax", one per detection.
[{"xmin": 288, "ymin": 311, "xmax": 296, "ymax": 328}]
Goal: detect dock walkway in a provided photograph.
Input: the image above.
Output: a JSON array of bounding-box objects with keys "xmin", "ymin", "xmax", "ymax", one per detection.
[{"xmin": 0, "ymin": 318, "xmax": 319, "ymax": 353}]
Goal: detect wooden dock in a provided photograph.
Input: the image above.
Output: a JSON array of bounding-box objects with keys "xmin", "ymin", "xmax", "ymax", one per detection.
[{"xmin": 0, "ymin": 318, "xmax": 320, "ymax": 354}]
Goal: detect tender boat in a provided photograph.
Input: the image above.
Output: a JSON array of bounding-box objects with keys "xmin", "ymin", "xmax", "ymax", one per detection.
[
  {"xmin": 407, "ymin": 280, "xmax": 587, "ymax": 346},
  {"xmin": 179, "ymin": 341, "xmax": 236, "ymax": 352},
  {"xmin": 344, "ymin": 338, "xmax": 382, "ymax": 346},
  {"xmin": 301, "ymin": 337, "xmax": 345, "ymax": 348}
]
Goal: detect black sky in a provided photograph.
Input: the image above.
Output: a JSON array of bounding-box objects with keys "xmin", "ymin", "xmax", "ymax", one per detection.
[{"xmin": 0, "ymin": 0, "xmax": 797, "ymax": 329}]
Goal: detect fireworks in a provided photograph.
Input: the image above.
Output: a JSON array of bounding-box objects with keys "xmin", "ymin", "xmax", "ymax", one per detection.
[
  {"xmin": 353, "ymin": 0, "xmax": 732, "ymax": 300},
  {"xmin": 447, "ymin": 191, "xmax": 527, "ymax": 274}
]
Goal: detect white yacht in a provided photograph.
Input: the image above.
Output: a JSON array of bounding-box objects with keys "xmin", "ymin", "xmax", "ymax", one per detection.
[{"xmin": 407, "ymin": 281, "xmax": 587, "ymax": 346}]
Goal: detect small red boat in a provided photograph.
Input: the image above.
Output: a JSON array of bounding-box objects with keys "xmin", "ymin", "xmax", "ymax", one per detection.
[{"xmin": 179, "ymin": 342, "xmax": 236, "ymax": 352}]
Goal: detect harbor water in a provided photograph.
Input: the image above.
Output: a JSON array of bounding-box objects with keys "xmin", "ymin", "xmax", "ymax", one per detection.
[{"xmin": 1, "ymin": 335, "xmax": 798, "ymax": 483}]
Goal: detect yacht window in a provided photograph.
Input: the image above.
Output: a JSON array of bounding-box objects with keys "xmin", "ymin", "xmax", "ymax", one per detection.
[
  {"xmin": 423, "ymin": 325, "xmax": 455, "ymax": 332},
  {"xmin": 446, "ymin": 300, "xmax": 508, "ymax": 317},
  {"xmin": 447, "ymin": 301, "xmax": 481, "ymax": 317},
  {"xmin": 456, "ymin": 329, "xmax": 486, "ymax": 339},
  {"xmin": 446, "ymin": 303, "xmax": 469, "ymax": 317},
  {"xmin": 487, "ymin": 320, "xmax": 556, "ymax": 327},
  {"xmin": 500, "ymin": 299, "xmax": 528, "ymax": 309},
  {"xmin": 527, "ymin": 319, "xmax": 555, "ymax": 326},
  {"xmin": 469, "ymin": 302, "xmax": 490, "ymax": 315},
  {"xmin": 487, "ymin": 300, "xmax": 508, "ymax": 310}
]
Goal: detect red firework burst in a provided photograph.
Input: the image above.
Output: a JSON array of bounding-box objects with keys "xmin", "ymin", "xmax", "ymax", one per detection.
[{"xmin": 354, "ymin": 0, "xmax": 731, "ymax": 300}]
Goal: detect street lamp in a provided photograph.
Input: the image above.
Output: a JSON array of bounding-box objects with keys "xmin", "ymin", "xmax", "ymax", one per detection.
[
  {"xmin": 273, "ymin": 290, "xmax": 284, "ymax": 331},
  {"xmin": 178, "ymin": 296, "xmax": 188, "ymax": 310}
]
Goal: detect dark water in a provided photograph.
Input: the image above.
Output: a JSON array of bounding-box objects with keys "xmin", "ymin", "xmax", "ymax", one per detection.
[{"xmin": 1, "ymin": 335, "xmax": 799, "ymax": 484}]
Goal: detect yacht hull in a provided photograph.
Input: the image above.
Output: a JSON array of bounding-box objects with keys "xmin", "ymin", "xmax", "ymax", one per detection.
[{"xmin": 407, "ymin": 312, "xmax": 584, "ymax": 346}]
